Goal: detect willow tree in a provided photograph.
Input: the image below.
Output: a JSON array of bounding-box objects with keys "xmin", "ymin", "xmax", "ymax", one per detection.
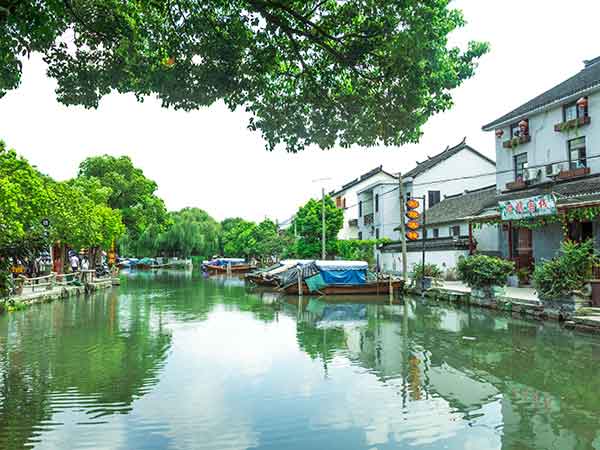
[{"xmin": 1, "ymin": 1, "xmax": 488, "ymax": 151}]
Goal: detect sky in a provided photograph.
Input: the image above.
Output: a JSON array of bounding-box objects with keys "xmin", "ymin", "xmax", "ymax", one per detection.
[{"xmin": 1, "ymin": 0, "xmax": 599, "ymax": 223}]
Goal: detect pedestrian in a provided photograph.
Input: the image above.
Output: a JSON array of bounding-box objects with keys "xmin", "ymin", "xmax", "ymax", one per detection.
[
  {"xmin": 69, "ymin": 252, "xmax": 80, "ymax": 273},
  {"xmin": 81, "ymin": 256, "xmax": 89, "ymax": 271}
]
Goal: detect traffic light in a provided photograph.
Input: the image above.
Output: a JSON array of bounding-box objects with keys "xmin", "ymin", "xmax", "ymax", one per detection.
[{"xmin": 405, "ymin": 198, "xmax": 422, "ymax": 241}]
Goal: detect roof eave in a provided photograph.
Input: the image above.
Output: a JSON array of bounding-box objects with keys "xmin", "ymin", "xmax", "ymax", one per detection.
[{"xmin": 482, "ymin": 83, "xmax": 600, "ymax": 132}]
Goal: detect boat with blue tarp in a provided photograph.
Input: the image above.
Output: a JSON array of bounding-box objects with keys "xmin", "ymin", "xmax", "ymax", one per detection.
[
  {"xmin": 280, "ymin": 260, "xmax": 404, "ymax": 296},
  {"xmin": 202, "ymin": 258, "xmax": 255, "ymax": 274},
  {"xmin": 245, "ymin": 260, "xmax": 313, "ymax": 286}
]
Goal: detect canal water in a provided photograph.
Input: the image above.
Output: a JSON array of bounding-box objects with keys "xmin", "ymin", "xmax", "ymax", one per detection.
[{"xmin": 1, "ymin": 271, "xmax": 600, "ymax": 450}]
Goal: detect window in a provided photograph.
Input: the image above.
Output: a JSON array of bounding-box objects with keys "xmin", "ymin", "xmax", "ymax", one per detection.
[
  {"xmin": 359, "ymin": 201, "xmax": 362, "ymax": 217},
  {"xmin": 375, "ymin": 194, "xmax": 379, "ymax": 212},
  {"xmin": 358, "ymin": 231, "xmax": 363, "ymax": 240},
  {"xmin": 514, "ymin": 153, "xmax": 528, "ymax": 180},
  {"xmin": 568, "ymin": 221, "xmax": 593, "ymax": 242},
  {"xmin": 450, "ymin": 226, "xmax": 460, "ymax": 237},
  {"xmin": 375, "ymin": 228, "xmax": 380, "ymax": 239},
  {"xmin": 568, "ymin": 137, "xmax": 587, "ymax": 169},
  {"xmin": 433, "ymin": 228, "xmax": 439, "ymax": 238},
  {"xmin": 510, "ymin": 122, "xmax": 522, "ymax": 138},
  {"xmin": 343, "ymin": 198, "xmax": 347, "ymax": 209},
  {"xmin": 564, "ymin": 99, "xmax": 588, "ymax": 122},
  {"xmin": 428, "ymin": 191, "xmax": 441, "ymax": 208},
  {"xmin": 564, "ymin": 102, "xmax": 578, "ymax": 122}
]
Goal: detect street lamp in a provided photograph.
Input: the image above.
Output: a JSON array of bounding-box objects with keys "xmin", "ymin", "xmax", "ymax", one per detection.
[{"xmin": 312, "ymin": 177, "xmax": 332, "ymax": 260}]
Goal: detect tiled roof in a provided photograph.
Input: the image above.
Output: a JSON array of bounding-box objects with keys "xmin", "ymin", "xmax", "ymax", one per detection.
[
  {"xmin": 482, "ymin": 57, "xmax": 600, "ymax": 131},
  {"xmin": 330, "ymin": 166, "xmax": 396, "ymax": 197},
  {"xmin": 496, "ymin": 174, "xmax": 600, "ymax": 204},
  {"xmin": 403, "ymin": 139, "xmax": 495, "ymax": 180},
  {"xmin": 425, "ymin": 186, "xmax": 498, "ymax": 226}
]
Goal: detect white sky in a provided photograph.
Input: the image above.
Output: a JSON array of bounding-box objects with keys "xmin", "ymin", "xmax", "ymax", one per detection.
[{"xmin": 0, "ymin": 0, "xmax": 599, "ymax": 223}]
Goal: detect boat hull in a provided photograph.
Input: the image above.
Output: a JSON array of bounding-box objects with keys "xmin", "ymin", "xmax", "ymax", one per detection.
[
  {"xmin": 245, "ymin": 274, "xmax": 279, "ymax": 287},
  {"xmin": 204, "ymin": 264, "xmax": 255, "ymax": 274},
  {"xmin": 281, "ymin": 280, "xmax": 404, "ymax": 296}
]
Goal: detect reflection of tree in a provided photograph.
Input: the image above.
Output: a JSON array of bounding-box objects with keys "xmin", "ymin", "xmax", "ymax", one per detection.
[
  {"xmin": 296, "ymin": 322, "xmax": 346, "ymax": 363},
  {"xmin": 0, "ymin": 288, "xmax": 172, "ymax": 449}
]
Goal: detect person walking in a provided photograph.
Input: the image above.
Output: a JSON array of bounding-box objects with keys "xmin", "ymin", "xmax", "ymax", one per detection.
[{"xmin": 69, "ymin": 252, "xmax": 80, "ymax": 273}]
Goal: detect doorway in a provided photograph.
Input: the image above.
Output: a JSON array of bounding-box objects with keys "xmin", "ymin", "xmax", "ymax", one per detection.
[{"xmin": 511, "ymin": 227, "xmax": 533, "ymax": 272}]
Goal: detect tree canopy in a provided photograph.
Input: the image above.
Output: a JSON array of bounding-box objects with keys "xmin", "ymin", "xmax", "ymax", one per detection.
[
  {"xmin": 135, "ymin": 208, "xmax": 221, "ymax": 258},
  {"xmin": 1, "ymin": 1, "xmax": 488, "ymax": 152},
  {"xmin": 77, "ymin": 155, "xmax": 168, "ymax": 240},
  {"xmin": 292, "ymin": 196, "xmax": 343, "ymax": 258}
]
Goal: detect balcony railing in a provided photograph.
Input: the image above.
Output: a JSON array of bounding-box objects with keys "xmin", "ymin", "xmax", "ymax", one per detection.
[
  {"xmin": 363, "ymin": 213, "xmax": 374, "ymax": 226},
  {"xmin": 503, "ymin": 135, "xmax": 531, "ymax": 149},
  {"xmin": 554, "ymin": 115, "xmax": 591, "ymax": 133}
]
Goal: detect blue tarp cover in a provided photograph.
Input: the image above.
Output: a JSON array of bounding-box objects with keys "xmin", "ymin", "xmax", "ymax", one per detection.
[{"xmin": 319, "ymin": 268, "xmax": 366, "ymax": 285}]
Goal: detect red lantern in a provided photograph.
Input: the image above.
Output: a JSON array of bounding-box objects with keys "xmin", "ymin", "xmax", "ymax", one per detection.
[
  {"xmin": 519, "ymin": 119, "xmax": 529, "ymax": 136},
  {"xmin": 577, "ymin": 97, "xmax": 588, "ymax": 108},
  {"xmin": 495, "ymin": 129, "xmax": 504, "ymax": 139}
]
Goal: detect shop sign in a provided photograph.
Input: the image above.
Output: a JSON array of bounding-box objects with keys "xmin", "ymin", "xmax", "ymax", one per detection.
[{"xmin": 499, "ymin": 194, "xmax": 557, "ymax": 221}]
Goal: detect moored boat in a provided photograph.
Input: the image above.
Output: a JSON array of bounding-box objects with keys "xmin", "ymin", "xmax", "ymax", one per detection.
[
  {"xmin": 202, "ymin": 258, "xmax": 255, "ymax": 274},
  {"xmin": 245, "ymin": 260, "xmax": 313, "ymax": 287},
  {"xmin": 278, "ymin": 260, "xmax": 404, "ymax": 296}
]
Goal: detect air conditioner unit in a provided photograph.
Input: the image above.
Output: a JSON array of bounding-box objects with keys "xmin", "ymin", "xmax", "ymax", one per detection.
[
  {"xmin": 549, "ymin": 163, "xmax": 565, "ymax": 177},
  {"xmin": 523, "ymin": 168, "xmax": 540, "ymax": 182}
]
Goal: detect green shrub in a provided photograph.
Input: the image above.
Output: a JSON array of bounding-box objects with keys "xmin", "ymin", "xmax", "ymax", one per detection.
[
  {"xmin": 533, "ymin": 240, "xmax": 597, "ymax": 300},
  {"xmin": 412, "ymin": 263, "xmax": 443, "ymax": 280},
  {"xmin": 457, "ymin": 254, "xmax": 514, "ymax": 288}
]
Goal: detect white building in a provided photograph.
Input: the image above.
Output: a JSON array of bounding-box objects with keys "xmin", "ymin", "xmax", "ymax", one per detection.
[
  {"xmin": 329, "ymin": 166, "xmax": 396, "ymax": 240},
  {"xmin": 354, "ymin": 140, "xmax": 497, "ymax": 272},
  {"xmin": 478, "ymin": 56, "xmax": 600, "ymax": 271}
]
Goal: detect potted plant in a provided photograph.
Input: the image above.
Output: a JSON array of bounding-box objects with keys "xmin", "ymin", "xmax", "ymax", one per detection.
[
  {"xmin": 457, "ymin": 254, "xmax": 515, "ymax": 306},
  {"xmin": 532, "ymin": 240, "xmax": 596, "ymax": 319},
  {"xmin": 516, "ymin": 267, "xmax": 530, "ymax": 287},
  {"xmin": 411, "ymin": 262, "xmax": 443, "ymax": 291}
]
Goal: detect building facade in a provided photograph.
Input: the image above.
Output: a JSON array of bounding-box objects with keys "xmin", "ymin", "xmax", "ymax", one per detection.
[
  {"xmin": 480, "ymin": 56, "xmax": 600, "ymax": 271},
  {"xmin": 354, "ymin": 140, "xmax": 497, "ymax": 272},
  {"xmin": 329, "ymin": 166, "xmax": 397, "ymax": 240}
]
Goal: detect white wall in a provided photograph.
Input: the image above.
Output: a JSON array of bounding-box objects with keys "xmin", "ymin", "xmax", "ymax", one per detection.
[
  {"xmin": 335, "ymin": 172, "xmax": 396, "ymax": 240},
  {"xmin": 380, "ymin": 250, "xmax": 469, "ymax": 274},
  {"xmin": 494, "ymin": 90, "xmax": 600, "ymax": 191},
  {"xmin": 411, "ymin": 148, "xmax": 497, "ymax": 207}
]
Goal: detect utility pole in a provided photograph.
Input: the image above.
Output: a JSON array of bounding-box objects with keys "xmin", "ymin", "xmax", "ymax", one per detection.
[
  {"xmin": 398, "ymin": 173, "xmax": 408, "ymax": 282},
  {"xmin": 321, "ymin": 187, "xmax": 326, "ymax": 260}
]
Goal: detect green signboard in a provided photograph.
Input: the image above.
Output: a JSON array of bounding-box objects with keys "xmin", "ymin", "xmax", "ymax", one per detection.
[{"xmin": 499, "ymin": 194, "xmax": 557, "ymax": 221}]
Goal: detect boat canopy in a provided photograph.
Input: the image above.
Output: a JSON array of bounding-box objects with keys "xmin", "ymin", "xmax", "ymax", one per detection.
[
  {"xmin": 208, "ymin": 258, "xmax": 246, "ymax": 266},
  {"xmin": 280, "ymin": 260, "xmax": 368, "ymax": 288}
]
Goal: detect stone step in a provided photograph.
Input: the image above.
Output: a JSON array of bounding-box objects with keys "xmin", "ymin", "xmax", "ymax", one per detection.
[
  {"xmin": 573, "ymin": 316, "xmax": 600, "ymax": 327},
  {"xmin": 575, "ymin": 307, "xmax": 600, "ymax": 317}
]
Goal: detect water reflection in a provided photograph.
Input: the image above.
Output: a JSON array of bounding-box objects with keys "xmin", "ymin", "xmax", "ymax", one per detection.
[{"xmin": 0, "ymin": 273, "xmax": 599, "ymax": 449}]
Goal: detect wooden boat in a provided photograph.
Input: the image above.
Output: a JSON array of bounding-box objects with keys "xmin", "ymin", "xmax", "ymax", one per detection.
[
  {"xmin": 281, "ymin": 279, "xmax": 404, "ymax": 296},
  {"xmin": 205, "ymin": 263, "xmax": 255, "ymax": 273},
  {"xmin": 245, "ymin": 260, "xmax": 313, "ymax": 287}
]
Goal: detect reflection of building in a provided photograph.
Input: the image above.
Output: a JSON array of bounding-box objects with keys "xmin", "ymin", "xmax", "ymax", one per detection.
[{"xmin": 294, "ymin": 297, "xmax": 600, "ymax": 449}]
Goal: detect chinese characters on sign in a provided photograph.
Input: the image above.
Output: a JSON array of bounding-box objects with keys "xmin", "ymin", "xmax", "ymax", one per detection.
[{"xmin": 499, "ymin": 194, "xmax": 557, "ymax": 221}]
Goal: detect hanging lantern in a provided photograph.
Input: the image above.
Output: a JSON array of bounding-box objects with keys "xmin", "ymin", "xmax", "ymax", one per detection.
[
  {"xmin": 495, "ymin": 129, "xmax": 504, "ymax": 139},
  {"xmin": 577, "ymin": 97, "xmax": 588, "ymax": 108},
  {"xmin": 577, "ymin": 97, "xmax": 588, "ymax": 116},
  {"xmin": 406, "ymin": 199, "xmax": 420, "ymax": 210},
  {"xmin": 519, "ymin": 119, "xmax": 529, "ymax": 135},
  {"xmin": 406, "ymin": 220, "xmax": 420, "ymax": 230},
  {"xmin": 406, "ymin": 210, "xmax": 420, "ymax": 220},
  {"xmin": 406, "ymin": 231, "xmax": 420, "ymax": 241}
]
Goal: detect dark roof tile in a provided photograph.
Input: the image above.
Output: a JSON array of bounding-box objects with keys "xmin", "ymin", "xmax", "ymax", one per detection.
[{"xmin": 425, "ymin": 185, "xmax": 498, "ymax": 226}]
